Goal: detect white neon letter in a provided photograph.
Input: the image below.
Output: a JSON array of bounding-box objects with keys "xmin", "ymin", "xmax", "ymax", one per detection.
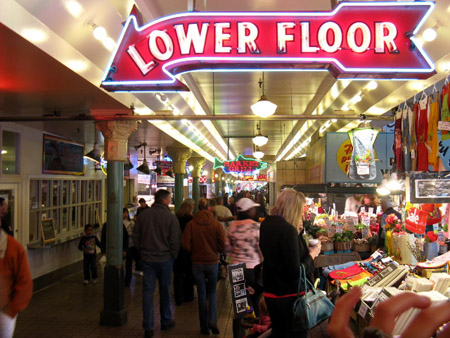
[
  {"xmin": 148, "ymin": 30, "xmax": 174, "ymax": 61},
  {"xmin": 174, "ymin": 23, "xmax": 209, "ymax": 55},
  {"xmin": 215, "ymin": 22, "xmax": 232, "ymax": 53},
  {"xmin": 347, "ymin": 22, "xmax": 371, "ymax": 53},
  {"xmin": 375, "ymin": 22, "xmax": 398, "ymax": 53},
  {"xmin": 277, "ymin": 22, "xmax": 295, "ymax": 53},
  {"xmin": 237, "ymin": 22, "xmax": 259, "ymax": 53},
  {"xmin": 127, "ymin": 45, "xmax": 156, "ymax": 75},
  {"xmin": 318, "ymin": 22, "xmax": 342, "ymax": 53},
  {"xmin": 300, "ymin": 22, "xmax": 319, "ymax": 53}
]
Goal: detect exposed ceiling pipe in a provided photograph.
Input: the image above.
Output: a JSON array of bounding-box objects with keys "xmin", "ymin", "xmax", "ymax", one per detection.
[{"xmin": 0, "ymin": 114, "xmax": 392, "ymax": 122}]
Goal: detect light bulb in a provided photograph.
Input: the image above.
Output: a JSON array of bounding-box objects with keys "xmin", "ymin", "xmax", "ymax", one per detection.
[
  {"xmin": 252, "ymin": 135, "xmax": 269, "ymax": 147},
  {"xmin": 423, "ymin": 27, "xmax": 437, "ymax": 42},
  {"xmin": 93, "ymin": 26, "xmax": 107, "ymax": 40},
  {"xmin": 188, "ymin": 165, "xmax": 194, "ymax": 171},
  {"xmin": 251, "ymin": 96, "xmax": 277, "ymax": 118},
  {"xmin": 367, "ymin": 81, "xmax": 378, "ymax": 90}
]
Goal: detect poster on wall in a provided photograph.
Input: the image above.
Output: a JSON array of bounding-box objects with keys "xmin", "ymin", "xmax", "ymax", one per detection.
[
  {"xmin": 43, "ymin": 134, "xmax": 84, "ymax": 175},
  {"xmin": 325, "ymin": 132, "xmax": 394, "ymax": 183},
  {"xmin": 409, "ymin": 171, "xmax": 450, "ymax": 203}
]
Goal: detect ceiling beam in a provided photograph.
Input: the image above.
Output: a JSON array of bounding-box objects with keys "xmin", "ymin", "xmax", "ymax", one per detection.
[{"xmin": 0, "ymin": 114, "xmax": 392, "ymax": 122}]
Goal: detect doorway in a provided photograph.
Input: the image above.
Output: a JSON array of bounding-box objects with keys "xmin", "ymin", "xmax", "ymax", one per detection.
[{"xmin": 0, "ymin": 184, "xmax": 19, "ymax": 240}]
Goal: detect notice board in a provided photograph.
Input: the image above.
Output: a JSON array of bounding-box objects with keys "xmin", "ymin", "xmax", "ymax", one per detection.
[
  {"xmin": 41, "ymin": 218, "xmax": 56, "ymax": 244},
  {"xmin": 227, "ymin": 263, "xmax": 248, "ymax": 318}
]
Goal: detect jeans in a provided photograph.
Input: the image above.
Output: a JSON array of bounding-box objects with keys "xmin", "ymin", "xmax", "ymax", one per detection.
[
  {"xmin": 83, "ymin": 254, "xmax": 98, "ymax": 281},
  {"xmin": 142, "ymin": 259, "xmax": 174, "ymax": 330},
  {"xmin": 125, "ymin": 247, "xmax": 141, "ymax": 285},
  {"xmin": 0, "ymin": 312, "xmax": 17, "ymax": 338},
  {"xmin": 192, "ymin": 263, "xmax": 219, "ymax": 330}
]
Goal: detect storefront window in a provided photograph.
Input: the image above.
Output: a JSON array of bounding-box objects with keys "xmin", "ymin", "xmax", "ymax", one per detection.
[
  {"xmin": 1, "ymin": 130, "xmax": 20, "ymax": 174},
  {"xmin": 29, "ymin": 178, "xmax": 103, "ymax": 243}
]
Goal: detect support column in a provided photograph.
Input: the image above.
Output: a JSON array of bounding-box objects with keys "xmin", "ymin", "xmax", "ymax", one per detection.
[
  {"xmin": 188, "ymin": 157, "xmax": 206, "ymax": 212},
  {"xmin": 166, "ymin": 147, "xmax": 192, "ymax": 211},
  {"xmin": 97, "ymin": 121, "xmax": 137, "ymax": 327},
  {"xmin": 214, "ymin": 171, "xmax": 220, "ymax": 197}
]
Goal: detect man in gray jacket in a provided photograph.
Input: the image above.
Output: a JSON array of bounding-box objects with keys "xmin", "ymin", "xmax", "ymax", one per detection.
[{"xmin": 133, "ymin": 189, "xmax": 181, "ymax": 338}]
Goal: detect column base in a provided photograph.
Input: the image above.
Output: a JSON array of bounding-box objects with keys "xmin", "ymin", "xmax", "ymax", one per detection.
[{"xmin": 99, "ymin": 265, "xmax": 127, "ymax": 327}]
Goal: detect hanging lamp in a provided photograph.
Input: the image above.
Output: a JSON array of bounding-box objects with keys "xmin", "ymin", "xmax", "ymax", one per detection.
[
  {"xmin": 136, "ymin": 142, "xmax": 150, "ymax": 175},
  {"xmin": 252, "ymin": 122, "xmax": 269, "ymax": 146},
  {"xmin": 251, "ymin": 73, "xmax": 277, "ymax": 118},
  {"xmin": 253, "ymin": 146, "xmax": 264, "ymax": 159},
  {"xmin": 84, "ymin": 124, "xmax": 101, "ymax": 163}
]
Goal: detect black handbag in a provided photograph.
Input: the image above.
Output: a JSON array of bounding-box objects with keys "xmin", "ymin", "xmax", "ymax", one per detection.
[{"xmin": 292, "ymin": 264, "xmax": 334, "ymax": 331}]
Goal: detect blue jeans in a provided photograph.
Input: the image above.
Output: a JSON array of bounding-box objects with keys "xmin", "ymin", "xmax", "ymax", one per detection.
[
  {"xmin": 192, "ymin": 263, "xmax": 219, "ymax": 330},
  {"xmin": 142, "ymin": 259, "xmax": 174, "ymax": 330}
]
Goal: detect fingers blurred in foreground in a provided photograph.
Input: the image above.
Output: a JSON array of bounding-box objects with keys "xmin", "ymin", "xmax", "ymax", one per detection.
[{"xmin": 328, "ymin": 286, "xmax": 362, "ymax": 338}]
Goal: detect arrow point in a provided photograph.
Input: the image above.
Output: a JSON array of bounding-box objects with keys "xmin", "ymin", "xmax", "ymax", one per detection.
[{"xmin": 123, "ymin": 5, "xmax": 144, "ymax": 27}]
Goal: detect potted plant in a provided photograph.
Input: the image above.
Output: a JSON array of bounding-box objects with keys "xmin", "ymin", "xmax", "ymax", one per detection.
[
  {"xmin": 316, "ymin": 229, "xmax": 333, "ymax": 252},
  {"xmin": 333, "ymin": 230, "xmax": 354, "ymax": 251}
]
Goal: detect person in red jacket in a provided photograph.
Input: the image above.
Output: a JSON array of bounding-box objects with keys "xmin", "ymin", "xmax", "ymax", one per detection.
[
  {"xmin": 181, "ymin": 198, "xmax": 225, "ymax": 336},
  {"xmin": 0, "ymin": 225, "xmax": 33, "ymax": 338}
]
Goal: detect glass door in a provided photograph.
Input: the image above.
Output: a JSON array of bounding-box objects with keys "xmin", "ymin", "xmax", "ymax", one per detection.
[{"xmin": 0, "ymin": 184, "xmax": 18, "ymax": 240}]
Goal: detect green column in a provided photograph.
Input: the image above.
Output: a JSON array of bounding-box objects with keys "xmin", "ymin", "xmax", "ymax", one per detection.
[
  {"xmin": 193, "ymin": 177, "xmax": 200, "ymax": 213},
  {"xmin": 96, "ymin": 120, "xmax": 136, "ymax": 327},
  {"xmin": 174, "ymin": 173, "xmax": 184, "ymax": 211}
]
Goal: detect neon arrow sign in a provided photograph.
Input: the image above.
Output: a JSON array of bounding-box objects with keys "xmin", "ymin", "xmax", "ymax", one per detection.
[
  {"xmin": 214, "ymin": 154, "xmax": 268, "ymax": 174},
  {"xmin": 101, "ymin": 2, "xmax": 435, "ymax": 92}
]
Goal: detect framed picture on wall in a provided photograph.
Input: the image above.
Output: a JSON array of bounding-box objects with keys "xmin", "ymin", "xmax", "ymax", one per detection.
[{"xmin": 43, "ymin": 134, "xmax": 84, "ymax": 175}]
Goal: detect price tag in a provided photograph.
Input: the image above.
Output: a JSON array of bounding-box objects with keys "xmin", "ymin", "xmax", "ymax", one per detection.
[
  {"xmin": 361, "ymin": 215, "xmax": 371, "ymax": 226},
  {"xmin": 368, "ymin": 207, "xmax": 374, "ymax": 216},
  {"xmin": 357, "ymin": 162, "xmax": 370, "ymax": 175},
  {"xmin": 362, "ymin": 227, "xmax": 370, "ymax": 239},
  {"xmin": 433, "ymin": 224, "xmax": 438, "ymax": 231},
  {"xmin": 358, "ymin": 302, "xmax": 369, "ymax": 318},
  {"xmin": 438, "ymin": 121, "xmax": 450, "ymax": 131}
]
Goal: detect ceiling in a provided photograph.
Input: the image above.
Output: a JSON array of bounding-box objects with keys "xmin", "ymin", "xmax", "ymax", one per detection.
[{"xmin": 2, "ymin": 0, "xmax": 450, "ymax": 167}]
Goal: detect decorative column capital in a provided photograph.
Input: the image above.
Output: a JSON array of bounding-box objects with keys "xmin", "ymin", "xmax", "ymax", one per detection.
[
  {"xmin": 188, "ymin": 157, "xmax": 206, "ymax": 178},
  {"xmin": 166, "ymin": 147, "xmax": 192, "ymax": 174},
  {"xmin": 96, "ymin": 121, "xmax": 137, "ymax": 161}
]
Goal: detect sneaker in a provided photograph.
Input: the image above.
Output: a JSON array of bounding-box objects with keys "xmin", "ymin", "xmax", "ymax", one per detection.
[
  {"xmin": 144, "ymin": 330, "xmax": 154, "ymax": 338},
  {"xmin": 161, "ymin": 321, "xmax": 175, "ymax": 330},
  {"xmin": 83, "ymin": 280, "xmax": 89, "ymax": 285},
  {"xmin": 209, "ymin": 323, "xmax": 220, "ymax": 335},
  {"xmin": 92, "ymin": 279, "xmax": 98, "ymax": 284}
]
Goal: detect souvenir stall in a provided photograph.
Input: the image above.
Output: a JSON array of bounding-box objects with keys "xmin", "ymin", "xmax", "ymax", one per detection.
[{"xmin": 305, "ymin": 78, "xmax": 450, "ymax": 335}]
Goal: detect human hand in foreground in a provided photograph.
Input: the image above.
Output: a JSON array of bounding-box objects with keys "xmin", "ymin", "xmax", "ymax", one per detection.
[{"xmin": 328, "ymin": 286, "xmax": 450, "ymax": 338}]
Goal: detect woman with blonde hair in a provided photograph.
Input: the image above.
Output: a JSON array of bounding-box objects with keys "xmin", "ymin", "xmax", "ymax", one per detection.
[{"xmin": 259, "ymin": 189, "xmax": 321, "ymax": 338}]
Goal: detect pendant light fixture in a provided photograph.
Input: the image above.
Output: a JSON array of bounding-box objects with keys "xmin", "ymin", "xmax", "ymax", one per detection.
[
  {"xmin": 84, "ymin": 124, "xmax": 101, "ymax": 163},
  {"xmin": 136, "ymin": 142, "xmax": 150, "ymax": 175},
  {"xmin": 251, "ymin": 73, "xmax": 277, "ymax": 118},
  {"xmin": 253, "ymin": 146, "xmax": 264, "ymax": 160},
  {"xmin": 252, "ymin": 122, "xmax": 269, "ymax": 147}
]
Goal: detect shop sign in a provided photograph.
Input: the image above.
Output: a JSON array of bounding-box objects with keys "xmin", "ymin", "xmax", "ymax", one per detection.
[
  {"xmin": 405, "ymin": 207, "xmax": 427, "ymax": 234},
  {"xmin": 214, "ymin": 154, "xmax": 268, "ymax": 174},
  {"xmin": 188, "ymin": 176, "xmax": 208, "ymax": 184},
  {"xmin": 241, "ymin": 174, "xmax": 267, "ymax": 181},
  {"xmin": 157, "ymin": 175, "xmax": 175, "ymax": 186},
  {"xmin": 153, "ymin": 160, "xmax": 172, "ymax": 169},
  {"xmin": 101, "ymin": 2, "xmax": 435, "ymax": 92}
]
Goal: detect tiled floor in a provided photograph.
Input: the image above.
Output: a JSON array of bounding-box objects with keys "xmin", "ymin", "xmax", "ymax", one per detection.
[{"xmin": 14, "ymin": 269, "xmax": 329, "ymax": 338}]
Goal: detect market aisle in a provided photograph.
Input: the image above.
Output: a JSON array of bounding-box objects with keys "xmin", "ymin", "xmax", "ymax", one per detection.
[{"xmin": 13, "ymin": 269, "xmax": 329, "ymax": 338}]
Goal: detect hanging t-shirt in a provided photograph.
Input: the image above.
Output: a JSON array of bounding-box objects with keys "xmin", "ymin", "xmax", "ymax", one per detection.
[
  {"xmin": 410, "ymin": 102, "xmax": 419, "ymax": 171},
  {"xmin": 347, "ymin": 128, "xmax": 379, "ymax": 180},
  {"xmin": 417, "ymin": 97, "xmax": 429, "ymax": 171},
  {"xmin": 394, "ymin": 108, "xmax": 404, "ymax": 172},
  {"xmin": 441, "ymin": 84, "xmax": 450, "ymax": 141},
  {"xmin": 428, "ymin": 95, "xmax": 440, "ymax": 171},
  {"xmin": 402, "ymin": 106, "xmax": 411, "ymax": 172}
]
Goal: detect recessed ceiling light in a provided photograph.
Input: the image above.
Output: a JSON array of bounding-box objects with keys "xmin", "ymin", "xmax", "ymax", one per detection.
[
  {"xmin": 66, "ymin": 60, "xmax": 88, "ymax": 73},
  {"xmin": 367, "ymin": 81, "xmax": 378, "ymax": 90},
  {"xmin": 423, "ymin": 27, "xmax": 437, "ymax": 42},
  {"xmin": 93, "ymin": 26, "xmax": 107, "ymax": 40},
  {"xmin": 21, "ymin": 28, "xmax": 47, "ymax": 43},
  {"xmin": 64, "ymin": 0, "xmax": 83, "ymax": 18}
]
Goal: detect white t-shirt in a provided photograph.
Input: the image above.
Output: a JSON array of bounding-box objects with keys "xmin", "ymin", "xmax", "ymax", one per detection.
[{"xmin": 345, "ymin": 196, "xmax": 361, "ymax": 213}]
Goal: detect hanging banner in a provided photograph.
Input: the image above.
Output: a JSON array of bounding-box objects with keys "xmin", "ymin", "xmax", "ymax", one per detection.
[
  {"xmin": 101, "ymin": 2, "xmax": 435, "ymax": 92},
  {"xmin": 405, "ymin": 207, "xmax": 427, "ymax": 234},
  {"xmin": 214, "ymin": 154, "xmax": 268, "ymax": 174}
]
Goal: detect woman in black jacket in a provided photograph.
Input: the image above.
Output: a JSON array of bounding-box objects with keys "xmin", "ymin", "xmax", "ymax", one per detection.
[
  {"xmin": 173, "ymin": 202, "xmax": 195, "ymax": 306},
  {"xmin": 259, "ymin": 189, "xmax": 321, "ymax": 338}
]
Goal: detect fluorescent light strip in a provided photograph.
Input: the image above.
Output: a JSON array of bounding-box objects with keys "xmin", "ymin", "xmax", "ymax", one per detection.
[{"xmin": 101, "ymin": 2, "xmax": 435, "ymax": 86}]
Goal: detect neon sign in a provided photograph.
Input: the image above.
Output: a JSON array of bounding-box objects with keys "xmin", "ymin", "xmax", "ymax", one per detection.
[
  {"xmin": 214, "ymin": 154, "xmax": 268, "ymax": 174},
  {"xmin": 101, "ymin": 2, "xmax": 435, "ymax": 92}
]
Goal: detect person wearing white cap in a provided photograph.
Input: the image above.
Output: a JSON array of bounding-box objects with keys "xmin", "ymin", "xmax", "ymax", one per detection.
[{"xmin": 225, "ymin": 197, "xmax": 263, "ymax": 335}]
